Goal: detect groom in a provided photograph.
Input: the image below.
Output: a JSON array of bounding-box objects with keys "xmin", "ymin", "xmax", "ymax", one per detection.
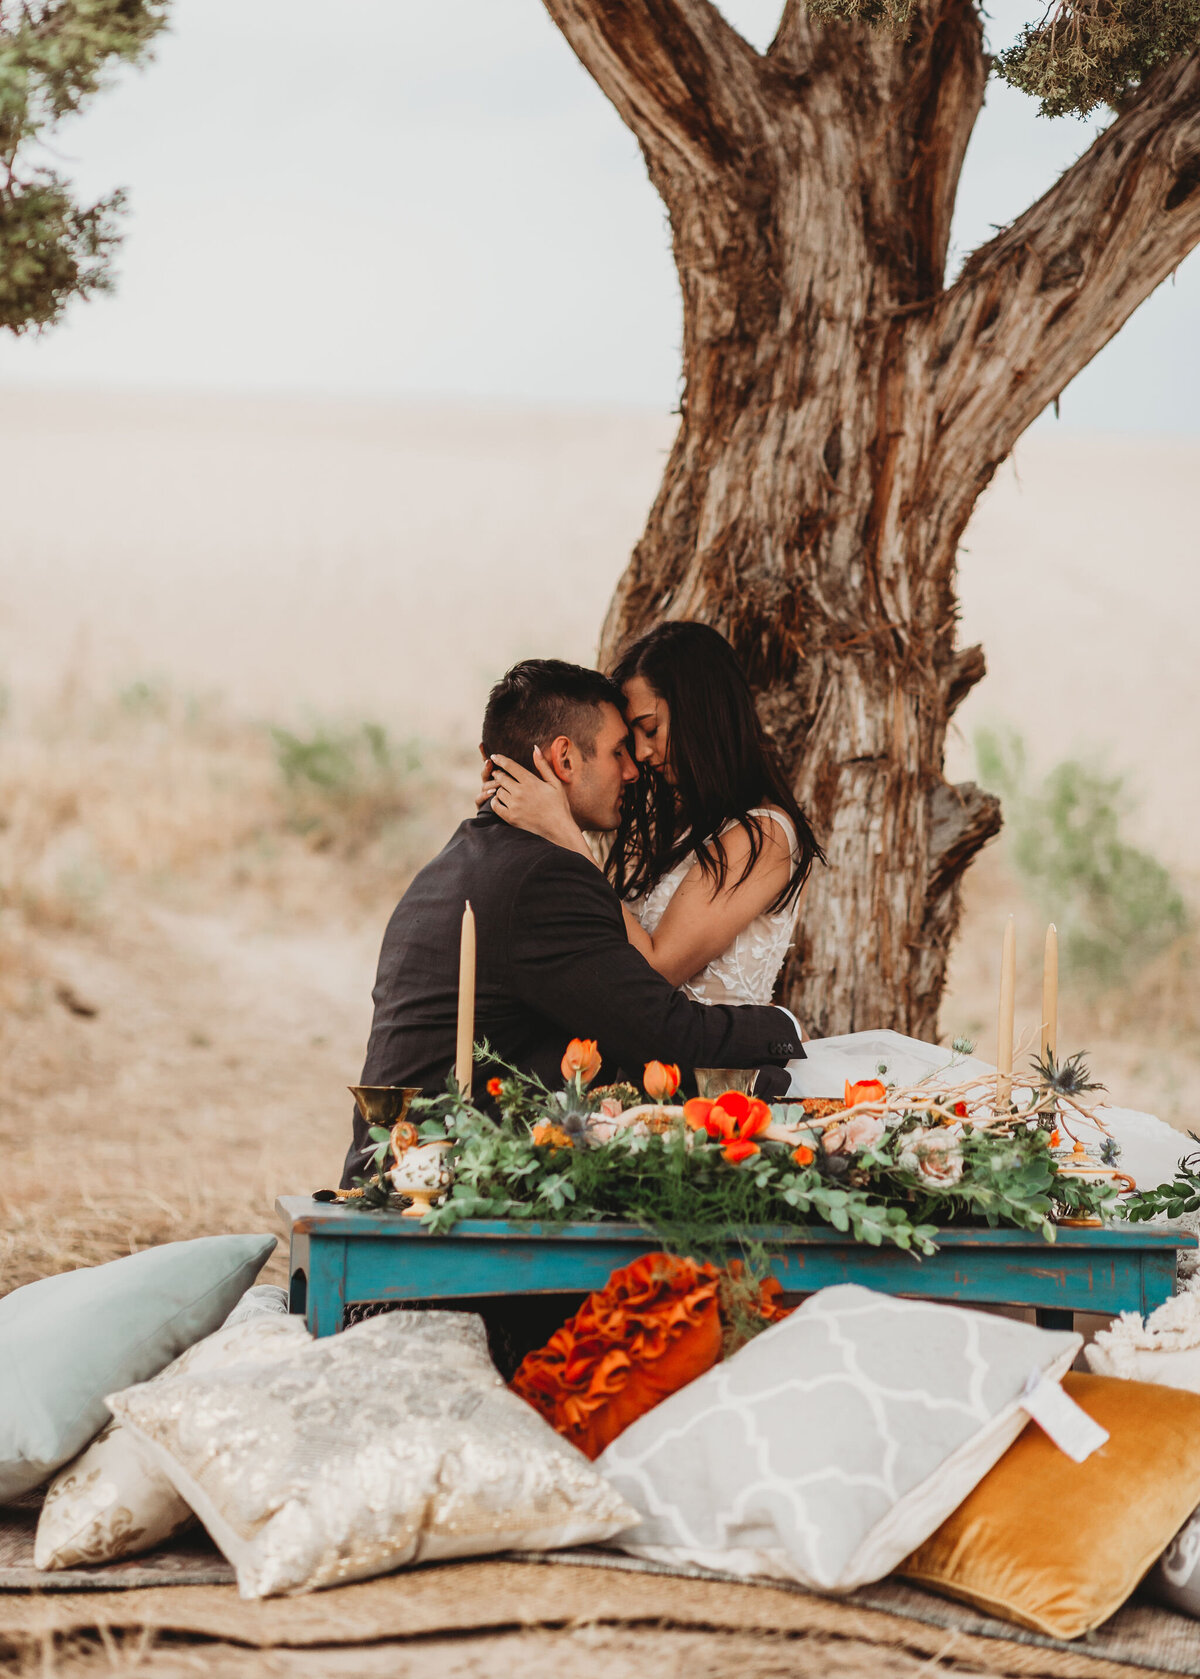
[{"xmin": 340, "ymin": 658, "xmax": 803, "ymax": 1187}]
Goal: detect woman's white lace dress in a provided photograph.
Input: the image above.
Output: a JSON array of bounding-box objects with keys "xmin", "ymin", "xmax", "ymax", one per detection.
[{"xmin": 629, "ymin": 808, "xmax": 799, "ymax": 1006}]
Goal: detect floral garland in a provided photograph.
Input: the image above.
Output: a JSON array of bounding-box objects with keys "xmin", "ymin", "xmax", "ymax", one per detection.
[{"xmin": 352, "ymin": 1039, "xmax": 1124, "ymax": 1255}]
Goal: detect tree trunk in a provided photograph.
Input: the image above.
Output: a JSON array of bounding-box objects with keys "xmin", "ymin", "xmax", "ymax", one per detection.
[{"xmin": 544, "ymin": 0, "xmax": 1200, "ymax": 1039}]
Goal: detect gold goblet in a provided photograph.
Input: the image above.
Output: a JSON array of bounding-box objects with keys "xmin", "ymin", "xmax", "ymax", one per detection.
[{"xmin": 695, "ymin": 1068, "xmax": 760, "ymax": 1100}]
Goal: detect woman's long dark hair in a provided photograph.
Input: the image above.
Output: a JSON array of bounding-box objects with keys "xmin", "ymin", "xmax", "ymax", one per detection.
[{"xmin": 607, "ymin": 621, "xmax": 824, "ymax": 911}]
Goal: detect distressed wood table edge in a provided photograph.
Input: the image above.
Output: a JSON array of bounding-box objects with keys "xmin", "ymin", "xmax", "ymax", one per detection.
[
  {"xmin": 276, "ymin": 1198, "xmax": 1194, "ymax": 1336},
  {"xmin": 275, "ymin": 1197, "xmax": 1196, "ymax": 1248}
]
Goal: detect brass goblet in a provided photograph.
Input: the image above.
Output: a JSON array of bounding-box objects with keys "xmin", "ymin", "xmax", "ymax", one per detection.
[{"xmin": 348, "ymin": 1085, "xmax": 421, "ymax": 1130}]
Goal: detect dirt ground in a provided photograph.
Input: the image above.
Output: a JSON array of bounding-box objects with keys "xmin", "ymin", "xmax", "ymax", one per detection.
[{"xmin": 0, "ymin": 1622, "xmax": 1027, "ymax": 1678}]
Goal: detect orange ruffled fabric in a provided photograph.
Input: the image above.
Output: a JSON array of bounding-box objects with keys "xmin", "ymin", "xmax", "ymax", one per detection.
[{"xmin": 511, "ymin": 1254, "xmax": 724, "ymax": 1459}]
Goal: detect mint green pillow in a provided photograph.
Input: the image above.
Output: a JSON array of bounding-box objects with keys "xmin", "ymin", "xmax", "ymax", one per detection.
[{"xmin": 0, "ymin": 1233, "xmax": 276, "ymax": 1500}]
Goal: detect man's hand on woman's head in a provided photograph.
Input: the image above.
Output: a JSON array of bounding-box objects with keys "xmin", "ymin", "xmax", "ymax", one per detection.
[
  {"xmin": 483, "ymin": 748, "xmax": 590, "ymax": 854},
  {"xmin": 476, "ymin": 756, "xmax": 496, "ymax": 812}
]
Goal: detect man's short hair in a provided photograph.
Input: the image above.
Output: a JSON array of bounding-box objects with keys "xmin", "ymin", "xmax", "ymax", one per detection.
[{"xmin": 481, "ymin": 659, "xmax": 623, "ymax": 771}]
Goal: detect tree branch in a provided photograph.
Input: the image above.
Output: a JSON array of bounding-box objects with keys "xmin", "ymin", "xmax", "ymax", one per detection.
[
  {"xmin": 770, "ymin": 0, "xmax": 986, "ymax": 299},
  {"xmin": 540, "ymin": 0, "xmax": 771, "ymax": 188},
  {"xmin": 931, "ymin": 52, "xmax": 1200, "ymax": 493}
]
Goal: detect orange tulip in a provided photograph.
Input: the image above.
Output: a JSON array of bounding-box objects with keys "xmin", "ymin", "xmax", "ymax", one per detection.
[
  {"xmin": 792, "ymin": 1143, "xmax": 814, "ymax": 1167},
  {"xmin": 722, "ymin": 1137, "xmax": 761, "ymax": 1164},
  {"xmin": 561, "ymin": 1039, "xmax": 602, "ymax": 1086},
  {"xmin": 487, "ymin": 1077, "xmax": 503, "ymax": 1098},
  {"xmin": 844, "ymin": 1078, "xmax": 886, "ymax": 1109},
  {"xmin": 643, "ymin": 1061, "xmax": 681, "ymax": 1101}
]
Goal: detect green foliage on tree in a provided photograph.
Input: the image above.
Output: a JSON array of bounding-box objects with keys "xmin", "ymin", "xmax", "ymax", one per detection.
[
  {"xmin": 811, "ymin": 0, "xmax": 1200, "ymax": 118},
  {"xmin": 0, "ymin": 0, "xmax": 168, "ymax": 334},
  {"xmin": 1000, "ymin": 0, "xmax": 1200, "ymax": 118}
]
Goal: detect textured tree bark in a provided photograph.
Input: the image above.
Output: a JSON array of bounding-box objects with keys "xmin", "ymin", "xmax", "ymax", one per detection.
[{"xmin": 543, "ymin": 0, "xmax": 1200, "ymax": 1038}]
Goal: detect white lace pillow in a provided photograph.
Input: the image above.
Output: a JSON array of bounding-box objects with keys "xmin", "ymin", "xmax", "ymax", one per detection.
[
  {"xmin": 598, "ymin": 1284, "xmax": 1081, "ymax": 1592},
  {"xmin": 107, "ymin": 1309, "xmax": 637, "ymax": 1598},
  {"xmin": 36, "ymin": 1316, "xmax": 309, "ymax": 1570}
]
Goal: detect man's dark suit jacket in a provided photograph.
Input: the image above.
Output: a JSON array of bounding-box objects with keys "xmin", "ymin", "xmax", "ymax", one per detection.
[{"xmin": 340, "ymin": 814, "xmax": 803, "ymax": 1186}]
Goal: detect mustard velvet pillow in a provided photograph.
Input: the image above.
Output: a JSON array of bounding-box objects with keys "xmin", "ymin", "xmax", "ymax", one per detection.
[{"xmin": 900, "ymin": 1372, "xmax": 1200, "ymax": 1640}]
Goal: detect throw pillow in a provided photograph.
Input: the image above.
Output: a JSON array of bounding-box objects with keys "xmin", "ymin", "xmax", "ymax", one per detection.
[
  {"xmin": 0, "ymin": 1233, "xmax": 276, "ymax": 1502},
  {"xmin": 1149, "ymin": 1504, "xmax": 1200, "ymax": 1619},
  {"xmin": 597, "ymin": 1283, "xmax": 1080, "ymax": 1592},
  {"xmin": 35, "ymin": 1316, "xmax": 309, "ymax": 1570},
  {"xmin": 221, "ymin": 1284, "xmax": 289, "ymax": 1327},
  {"xmin": 108, "ymin": 1308, "xmax": 638, "ymax": 1598},
  {"xmin": 1085, "ymin": 1283, "xmax": 1200, "ymax": 1390},
  {"xmin": 902, "ymin": 1372, "xmax": 1200, "ymax": 1639},
  {"xmin": 511, "ymin": 1254, "xmax": 724, "ymax": 1459}
]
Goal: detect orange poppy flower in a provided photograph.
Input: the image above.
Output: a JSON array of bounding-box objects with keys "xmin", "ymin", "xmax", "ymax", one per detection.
[
  {"xmin": 792, "ymin": 1143, "xmax": 815, "ymax": 1167},
  {"xmin": 684, "ymin": 1097, "xmax": 715, "ymax": 1133},
  {"xmin": 845, "ymin": 1078, "xmax": 887, "ymax": 1109},
  {"xmin": 685, "ymin": 1091, "xmax": 770, "ymax": 1154},
  {"xmin": 643, "ymin": 1061, "xmax": 681, "ymax": 1101},
  {"xmin": 1049, "ymin": 1128, "xmax": 1062, "ymax": 1148},
  {"xmin": 561, "ymin": 1038, "xmax": 602, "ymax": 1085},
  {"xmin": 487, "ymin": 1077, "xmax": 503, "ymax": 1098},
  {"xmin": 737, "ymin": 1098, "xmax": 772, "ymax": 1139},
  {"xmin": 722, "ymin": 1136, "xmax": 761, "ymax": 1164}
]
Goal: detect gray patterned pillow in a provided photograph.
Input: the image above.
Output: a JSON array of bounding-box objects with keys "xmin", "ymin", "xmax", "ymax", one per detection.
[{"xmin": 598, "ymin": 1284, "xmax": 1079, "ymax": 1591}]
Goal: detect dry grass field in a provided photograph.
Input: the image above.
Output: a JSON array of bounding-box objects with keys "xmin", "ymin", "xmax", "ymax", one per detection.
[{"xmin": 1, "ymin": 388, "xmax": 1198, "ymax": 1299}]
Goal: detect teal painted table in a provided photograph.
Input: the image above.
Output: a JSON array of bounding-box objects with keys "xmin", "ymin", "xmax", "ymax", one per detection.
[{"xmin": 276, "ymin": 1196, "xmax": 1195, "ymax": 1338}]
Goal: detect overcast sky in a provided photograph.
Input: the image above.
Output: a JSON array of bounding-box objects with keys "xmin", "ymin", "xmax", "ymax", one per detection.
[{"xmin": 1, "ymin": 0, "xmax": 1195, "ymax": 431}]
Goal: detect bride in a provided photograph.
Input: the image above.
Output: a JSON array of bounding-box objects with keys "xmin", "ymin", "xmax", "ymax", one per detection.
[{"xmin": 482, "ymin": 621, "xmax": 823, "ymax": 1010}]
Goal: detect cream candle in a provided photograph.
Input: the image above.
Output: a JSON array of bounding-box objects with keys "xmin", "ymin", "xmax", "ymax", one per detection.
[
  {"xmin": 454, "ymin": 900, "xmax": 476, "ymax": 1098},
  {"xmin": 996, "ymin": 915, "xmax": 1016, "ymax": 1111},
  {"xmin": 1041, "ymin": 923, "xmax": 1059, "ymax": 1065}
]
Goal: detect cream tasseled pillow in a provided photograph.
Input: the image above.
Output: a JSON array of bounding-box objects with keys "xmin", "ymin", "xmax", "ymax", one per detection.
[
  {"xmin": 108, "ymin": 1309, "xmax": 638, "ymax": 1598},
  {"xmin": 35, "ymin": 1315, "xmax": 309, "ymax": 1570},
  {"xmin": 1085, "ymin": 1281, "xmax": 1200, "ymax": 1389}
]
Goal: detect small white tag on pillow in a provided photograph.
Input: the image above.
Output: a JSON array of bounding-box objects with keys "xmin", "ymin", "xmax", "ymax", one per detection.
[{"xmin": 1019, "ymin": 1371, "xmax": 1108, "ymax": 1462}]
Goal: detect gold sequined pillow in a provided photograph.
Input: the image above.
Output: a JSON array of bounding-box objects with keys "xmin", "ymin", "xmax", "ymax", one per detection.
[
  {"xmin": 107, "ymin": 1310, "xmax": 638, "ymax": 1598},
  {"xmin": 36, "ymin": 1315, "xmax": 310, "ymax": 1570}
]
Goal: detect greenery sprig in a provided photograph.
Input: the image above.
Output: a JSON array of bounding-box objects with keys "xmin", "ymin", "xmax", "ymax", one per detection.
[{"xmin": 1122, "ymin": 1136, "xmax": 1200, "ymax": 1223}]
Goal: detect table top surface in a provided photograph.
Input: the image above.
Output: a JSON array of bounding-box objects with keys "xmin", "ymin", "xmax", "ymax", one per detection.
[{"xmin": 276, "ymin": 1196, "xmax": 1196, "ymax": 1249}]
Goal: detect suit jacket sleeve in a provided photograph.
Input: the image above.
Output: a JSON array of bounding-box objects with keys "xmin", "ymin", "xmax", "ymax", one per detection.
[{"xmin": 504, "ymin": 845, "xmax": 801, "ymax": 1079}]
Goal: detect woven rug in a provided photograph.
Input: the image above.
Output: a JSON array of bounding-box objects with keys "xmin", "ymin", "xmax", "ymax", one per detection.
[
  {"xmin": 4, "ymin": 1502, "xmax": 1199, "ymax": 1676},
  {"xmin": 0, "ymin": 1499, "xmax": 233, "ymax": 1590}
]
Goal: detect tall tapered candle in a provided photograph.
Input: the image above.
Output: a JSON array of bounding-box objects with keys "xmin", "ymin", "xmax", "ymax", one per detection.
[
  {"xmin": 1041, "ymin": 923, "xmax": 1059, "ymax": 1065},
  {"xmin": 996, "ymin": 915, "xmax": 1016, "ymax": 1111},
  {"xmin": 455, "ymin": 900, "xmax": 476, "ymax": 1098}
]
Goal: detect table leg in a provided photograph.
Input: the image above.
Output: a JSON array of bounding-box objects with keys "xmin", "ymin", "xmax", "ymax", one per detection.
[
  {"xmin": 308, "ymin": 1238, "xmax": 347, "ymax": 1337},
  {"xmin": 1035, "ymin": 1308, "xmax": 1075, "ymax": 1332}
]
